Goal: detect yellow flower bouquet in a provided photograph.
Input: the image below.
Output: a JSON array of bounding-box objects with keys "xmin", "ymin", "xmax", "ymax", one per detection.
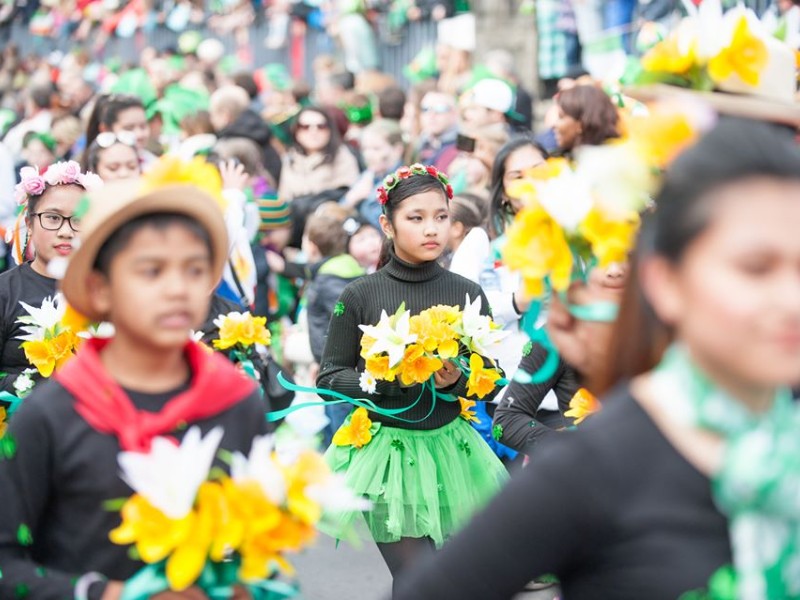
[
  {"xmin": 357, "ymin": 295, "xmax": 507, "ymax": 402},
  {"xmin": 110, "ymin": 426, "xmax": 370, "ymax": 599},
  {"xmin": 210, "ymin": 311, "xmax": 272, "ymax": 383}
]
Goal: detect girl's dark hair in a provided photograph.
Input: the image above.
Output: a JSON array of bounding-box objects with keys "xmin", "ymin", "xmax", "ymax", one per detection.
[
  {"xmin": 290, "ymin": 106, "xmax": 342, "ymax": 165},
  {"xmin": 83, "ymin": 94, "xmax": 145, "ymax": 168},
  {"xmin": 376, "ymin": 173, "xmax": 449, "ymax": 269},
  {"xmin": 488, "ymin": 135, "xmax": 548, "ymax": 239},
  {"xmin": 556, "ymin": 85, "xmax": 620, "ymax": 148},
  {"xmin": 594, "ymin": 117, "xmax": 800, "ymax": 395},
  {"xmin": 93, "ymin": 213, "xmax": 213, "ymax": 277},
  {"xmin": 450, "ymin": 193, "xmax": 487, "ymax": 232}
]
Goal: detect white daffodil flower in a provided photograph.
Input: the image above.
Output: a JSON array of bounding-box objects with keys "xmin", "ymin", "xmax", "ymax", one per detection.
[
  {"xmin": 358, "ymin": 308, "xmax": 417, "ymax": 368},
  {"xmin": 459, "ymin": 294, "xmax": 509, "ymax": 360},
  {"xmin": 535, "ymin": 168, "xmax": 593, "ymax": 232},
  {"xmin": 117, "ymin": 426, "xmax": 224, "ymax": 520},
  {"xmin": 230, "ymin": 434, "xmax": 287, "ymax": 506},
  {"xmin": 16, "ymin": 294, "xmax": 66, "ymax": 341},
  {"xmin": 575, "ymin": 143, "xmax": 653, "ymax": 219}
]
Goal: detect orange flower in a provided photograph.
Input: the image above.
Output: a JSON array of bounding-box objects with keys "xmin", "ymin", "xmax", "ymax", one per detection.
[
  {"xmin": 466, "ymin": 353, "xmax": 502, "ymax": 399},
  {"xmin": 458, "ymin": 398, "xmax": 480, "ymax": 423},
  {"xmin": 564, "ymin": 388, "xmax": 601, "ymax": 425},
  {"xmin": 0, "ymin": 407, "xmax": 6, "ymax": 439},
  {"xmin": 365, "ymin": 355, "xmax": 394, "ymax": 381},
  {"xmin": 397, "ymin": 344, "xmax": 443, "ymax": 386},
  {"xmin": 332, "ymin": 407, "xmax": 374, "ymax": 449},
  {"xmin": 409, "ymin": 311, "xmax": 460, "ymax": 359}
]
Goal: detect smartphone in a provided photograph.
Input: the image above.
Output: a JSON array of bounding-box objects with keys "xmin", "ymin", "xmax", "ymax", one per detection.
[{"xmin": 456, "ymin": 133, "xmax": 476, "ymax": 153}]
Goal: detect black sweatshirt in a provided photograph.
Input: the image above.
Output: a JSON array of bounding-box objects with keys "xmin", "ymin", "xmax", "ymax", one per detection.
[
  {"xmin": 0, "ymin": 263, "xmax": 57, "ymax": 394},
  {"xmin": 492, "ymin": 342, "xmax": 581, "ymax": 453},
  {"xmin": 0, "ymin": 379, "xmax": 269, "ymax": 600},
  {"xmin": 316, "ymin": 250, "xmax": 500, "ymax": 430},
  {"xmin": 394, "ymin": 386, "xmax": 732, "ymax": 600}
]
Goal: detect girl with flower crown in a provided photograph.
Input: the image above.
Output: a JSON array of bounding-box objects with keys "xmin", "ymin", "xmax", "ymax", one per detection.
[
  {"xmin": 0, "ymin": 162, "xmax": 102, "ymax": 394},
  {"xmin": 316, "ymin": 163, "xmax": 507, "ymax": 592}
]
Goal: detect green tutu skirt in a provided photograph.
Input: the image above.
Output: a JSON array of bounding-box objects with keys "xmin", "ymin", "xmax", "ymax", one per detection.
[{"xmin": 324, "ymin": 414, "xmax": 508, "ymax": 547}]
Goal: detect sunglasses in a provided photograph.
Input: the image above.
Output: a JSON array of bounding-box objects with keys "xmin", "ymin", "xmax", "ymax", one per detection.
[
  {"xmin": 421, "ymin": 104, "xmax": 453, "ymax": 114},
  {"xmin": 297, "ymin": 122, "xmax": 329, "ymax": 131},
  {"xmin": 95, "ymin": 131, "xmax": 137, "ymax": 148}
]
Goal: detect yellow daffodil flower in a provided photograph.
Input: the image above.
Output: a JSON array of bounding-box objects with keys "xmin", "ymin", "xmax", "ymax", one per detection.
[
  {"xmin": 332, "ymin": 407, "xmax": 374, "ymax": 449},
  {"xmin": 213, "ymin": 312, "xmax": 271, "ymax": 350},
  {"xmin": 628, "ymin": 109, "xmax": 699, "ymax": 170},
  {"xmin": 502, "ymin": 203, "xmax": 573, "ymax": 297},
  {"xmin": 60, "ymin": 302, "xmax": 92, "ymax": 333},
  {"xmin": 708, "ymin": 15, "xmax": 768, "ymax": 87},
  {"xmin": 564, "ymin": 388, "xmax": 601, "ymax": 425},
  {"xmin": 409, "ymin": 312, "xmax": 460, "ymax": 359},
  {"xmin": 466, "ymin": 353, "xmax": 502, "ymax": 399},
  {"xmin": 109, "ymin": 494, "xmax": 195, "ymax": 565},
  {"xmin": 283, "ymin": 451, "xmax": 329, "ymax": 525},
  {"xmin": 21, "ymin": 329, "xmax": 79, "ymax": 377},
  {"xmin": 365, "ymin": 355, "xmax": 395, "ymax": 382},
  {"xmin": 580, "ymin": 208, "xmax": 640, "ymax": 267},
  {"xmin": 397, "ymin": 344, "xmax": 443, "ymax": 386},
  {"xmin": 140, "ymin": 155, "xmax": 226, "ymax": 210},
  {"xmin": 641, "ymin": 32, "xmax": 696, "ymax": 75},
  {"xmin": 458, "ymin": 398, "xmax": 480, "ymax": 423}
]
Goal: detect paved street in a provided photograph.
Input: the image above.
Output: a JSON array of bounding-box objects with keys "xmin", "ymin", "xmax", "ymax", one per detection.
[{"xmin": 294, "ymin": 534, "xmax": 561, "ymax": 600}]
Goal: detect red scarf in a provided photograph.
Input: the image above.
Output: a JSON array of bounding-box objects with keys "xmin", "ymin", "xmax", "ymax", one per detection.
[{"xmin": 56, "ymin": 338, "xmax": 256, "ymax": 452}]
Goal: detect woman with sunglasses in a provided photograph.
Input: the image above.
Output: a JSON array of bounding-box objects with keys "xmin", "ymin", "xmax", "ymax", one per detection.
[
  {"xmin": 84, "ymin": 94, "xmax": 155, "ymax": 169},
  {"xmin": 82, "ymin": 131, "xmax": 141, "ymax": 183},
  {"xmin": 0, "ymin": 161, "xmax": 101, "ymax": 394},
  {"xmin": 278, "ymin": 106, "xmax": 360, "ymax": 247}
]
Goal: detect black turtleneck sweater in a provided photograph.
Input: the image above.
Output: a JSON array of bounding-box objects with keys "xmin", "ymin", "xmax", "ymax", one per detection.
[{"xmin": 317, "ymin": 251, "xmax": 500, "ymax": 430}]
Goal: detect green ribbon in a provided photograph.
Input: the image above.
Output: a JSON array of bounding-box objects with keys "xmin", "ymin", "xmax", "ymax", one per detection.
[
  {"xmin": 0, "ymin": 392, "xmax": 24, "ymax": 417},
  {"xmin": 121, "ymin": 559, "xmax": 298, "ymax": 600},
  {"xmin": 268, "ymin": 373, "xmax": 458, "ymax": 424}
]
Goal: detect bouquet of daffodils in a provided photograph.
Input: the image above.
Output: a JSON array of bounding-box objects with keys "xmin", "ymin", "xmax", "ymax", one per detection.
[
  {"xmin": 358, "ymin": 295, "xmax": 507, "ymax": 399},
  {"xmin": 208, "ymin": 311, "xmax": 272, "ymax": 382},
  {"xmin": 9, "ymin": 293, "xmax": 108, "ymax": 400},
  {"xmin": 110, "ymin": 426, "xmax": 370, "ymax": 599}
]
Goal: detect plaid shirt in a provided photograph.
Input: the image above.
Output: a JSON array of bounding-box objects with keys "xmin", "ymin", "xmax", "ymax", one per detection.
[{"xmin": 537, "ymin": 0, "xmax": 570, "ymax": 80}]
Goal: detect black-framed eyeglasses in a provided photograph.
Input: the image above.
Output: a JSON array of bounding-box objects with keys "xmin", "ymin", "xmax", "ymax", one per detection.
[{"xmin": 31, "ymin": 212, "xmax": 80, "ymax": 232}]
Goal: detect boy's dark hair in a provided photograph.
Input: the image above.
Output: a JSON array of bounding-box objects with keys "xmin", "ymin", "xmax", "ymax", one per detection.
[
  {"xmin": 93, "ymin": 213, "xmax": 214, "ymax": 276},
  {"xmin": 378, "ymin": 86, "xmax": 406, "ymax": 121},
  {"xmin": 305, "ymin": 214, "xmax": 348, "ymax": 258},
  {"xmin": 232, "ymin": 72, "xmax": 259, "ymax": 100}
]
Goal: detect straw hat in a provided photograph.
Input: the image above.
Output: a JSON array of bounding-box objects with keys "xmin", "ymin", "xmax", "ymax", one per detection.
[{"xmin": 61, "ymin": 179, "xmax": 229, "ymax": 321}]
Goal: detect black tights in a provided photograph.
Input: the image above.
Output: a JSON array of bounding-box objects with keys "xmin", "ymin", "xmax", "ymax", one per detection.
[{"xmin": 377, "ymin": 537, "xmax": 436, "ymax": 596}]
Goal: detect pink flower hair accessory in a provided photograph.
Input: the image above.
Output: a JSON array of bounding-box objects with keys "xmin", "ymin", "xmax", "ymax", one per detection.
[
  {"xmin": 15, "ymin": 161, "xmax": 103, "ymax": 207},
  {"xmin": 376, "ymin": 163, "xmax": 453, "ymax": 207}
]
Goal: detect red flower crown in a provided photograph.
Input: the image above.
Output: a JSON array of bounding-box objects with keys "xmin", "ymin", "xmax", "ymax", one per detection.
[{"xmin": 376, "ymin": 163, "xmax": 454, "ymax": 206}]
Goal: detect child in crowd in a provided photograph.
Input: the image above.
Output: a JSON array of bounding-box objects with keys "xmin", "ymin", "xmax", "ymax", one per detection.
[
  {"xmin": 83, "ymin": 132, "xmax": 141, "ymax": 182},
  {"xmin": 302, "ymin": 212, "xmax": 365, "ymax": 442},
  {"xmin": 0, "ymin": 175, "xmax": 267, "ymax": 599},
  {"xmin": 344, "ymin": 216, "xmax": 382, "ymax": 274}
]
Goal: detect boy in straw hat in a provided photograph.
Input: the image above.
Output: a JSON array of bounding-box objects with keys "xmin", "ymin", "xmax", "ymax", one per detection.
[{"xmin": 0, "ymin": 172, "xmax": 269, "ymax": 599}]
